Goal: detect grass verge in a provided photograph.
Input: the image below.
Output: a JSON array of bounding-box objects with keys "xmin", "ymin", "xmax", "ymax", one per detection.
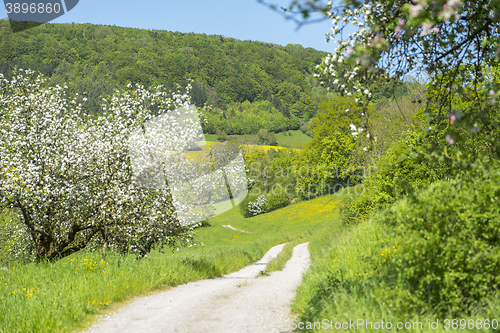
[{"xmin": 258, "ymin": 238, "xmax": 306, "ymax": 277}]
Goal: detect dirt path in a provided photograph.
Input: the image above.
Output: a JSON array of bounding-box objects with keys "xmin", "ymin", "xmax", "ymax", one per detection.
[
  {"xmin": 222, "ymin": 224, "xmax": 250, "ymax": 233},
  {"xmin": 84, "ymin": 242, "xmax": 310, "ymax": 333}
]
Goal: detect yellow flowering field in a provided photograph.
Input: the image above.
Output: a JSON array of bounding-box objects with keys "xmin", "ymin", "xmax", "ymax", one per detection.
[{"xmin": 185, "ymin": 141, "xmax": 300, "ymax": 160}]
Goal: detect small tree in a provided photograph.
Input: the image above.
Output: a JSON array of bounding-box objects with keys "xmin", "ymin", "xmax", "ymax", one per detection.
[
  {"xmin": 0, "ymin": 69, "xmax": 197, "ymax": 262},
  {"xmin": 257, "ymin": 129, "xmax": 278, "ymax": 146}
]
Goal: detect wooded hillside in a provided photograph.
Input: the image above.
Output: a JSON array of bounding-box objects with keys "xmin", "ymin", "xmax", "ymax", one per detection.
[{"xmin": 0, "ymin": 19, "xmax": 329, "ymax": 133}]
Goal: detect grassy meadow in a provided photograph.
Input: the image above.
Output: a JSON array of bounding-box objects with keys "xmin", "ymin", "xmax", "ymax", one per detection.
[
  {"xmin": 202, "ymin": 134, "xmax": 219, "ymax": 142},
  {"xmin": 275, "ymin": 130, "xmax": 312, "ymax": 148},
  {"xmin": 0, "ymin": 194, "xmax": 344, "ymax": 333}
]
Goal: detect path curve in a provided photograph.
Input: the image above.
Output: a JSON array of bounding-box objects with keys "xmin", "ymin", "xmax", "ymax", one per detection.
[{"xmin": 84, "ymin": 242, "xmax": 310, "ymax": 333}]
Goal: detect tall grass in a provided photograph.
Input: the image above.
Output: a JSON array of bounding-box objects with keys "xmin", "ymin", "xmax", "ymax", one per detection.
[{"xmin": 0, "ymin": 194, "xmax": 342, "ymax": 333}]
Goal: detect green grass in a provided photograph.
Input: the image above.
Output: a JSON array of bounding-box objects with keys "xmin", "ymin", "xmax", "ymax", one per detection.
[
  {"xmin": 276, "ymin": 130, "xmax": 312, "ymax": 148},
  {"xmin": 258, "ymin": 238, "xmax": 306, "ymax": 276},
  {"xmin": 292, "ymin": 213, "xmax": 500, "ymax": 332},
  {"xmin": 0, "ymin": 194, "xmax": 343, "ymax": 333},
  {"xmin": 203, "ymin": 134, "xmax": 218, "ymax": 141}
]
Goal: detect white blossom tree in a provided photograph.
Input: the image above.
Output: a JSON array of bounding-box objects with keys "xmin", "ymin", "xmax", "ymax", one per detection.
[{"xmin": 0, "ymin": 69, "xmax": 202, "ymax": 262}]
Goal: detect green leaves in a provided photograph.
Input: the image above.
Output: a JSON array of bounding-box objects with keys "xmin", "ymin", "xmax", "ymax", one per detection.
[
  {"xmin": 276, "ymin": 0, "xmax": 500, "ymax": 169},
  {"xmin": 0, "ymin": 19, "xmax": 326, "ymax": 119},
  {"xmin": 382, "ymin": 162, "xmax": 500, "ymax": 315},
  {"xmin": 311, "ymin": 96, "xmax": 362, "ymax": 137}
]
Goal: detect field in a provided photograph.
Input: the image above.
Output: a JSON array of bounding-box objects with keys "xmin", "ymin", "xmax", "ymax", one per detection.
[
  {"xmin": 202, "ymin": 131, "xmax": 312, "ymax": 149},
  {"xmin": 0, "ymin": 194, "xmax": 343, "ymax": 333},
  {"xmin": 203, "ymin": 134, "xmax": 219, "ymax": 142},
  {"xmin": 275, "ymin": 130, "xmax": 313, "ymax": 148}
]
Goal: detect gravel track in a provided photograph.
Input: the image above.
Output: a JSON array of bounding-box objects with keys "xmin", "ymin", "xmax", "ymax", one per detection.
[{"xmin": 84, "ymin": 242, "xmax": 310, "ymax": 333}]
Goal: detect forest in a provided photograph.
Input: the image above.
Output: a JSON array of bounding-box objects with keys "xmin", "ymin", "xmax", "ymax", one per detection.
[
  {"xmin": 0, "ymin": 19, "xmax": 323, "ymax": 136},
  {"xmin": 0, "ymin": 19, "xmax": 409, "ymax": 142}
]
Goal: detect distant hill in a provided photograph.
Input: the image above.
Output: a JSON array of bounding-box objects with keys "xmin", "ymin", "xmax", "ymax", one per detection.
[{"xmin": 0, "ymin": 20, "xmax": 330, "ymax": 135}]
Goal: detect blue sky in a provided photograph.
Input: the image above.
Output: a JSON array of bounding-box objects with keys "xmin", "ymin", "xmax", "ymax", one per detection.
[{"xmin": 1, "ymin": 0, "xmax": 336, "ymax": 52}]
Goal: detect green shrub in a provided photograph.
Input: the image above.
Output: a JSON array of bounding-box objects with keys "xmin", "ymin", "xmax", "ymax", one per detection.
[
  {"xmin": 266, "ymin": 190, "xmax": 290, "ymax": 213},
  {"xmin": 296, "ymin": 132, "xmax": 356, "ymax": 200},
  {"xmin": 238, "ymin": 192, "xmax": 253, "ymax": 218},
  {"xmin": 256, "ymin": 129, "xmax": 277, "ymax": 146},
  {"xmin": 382, "ymin": 163, "xmax": 500, "ymax": 316},
  {"xmin": 216, "ymin": 129, "xmax": 228, "ymax": 141},
  {"xmin": 344, "ymin": 129, "xmax": 445, "ymax": 224}
]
